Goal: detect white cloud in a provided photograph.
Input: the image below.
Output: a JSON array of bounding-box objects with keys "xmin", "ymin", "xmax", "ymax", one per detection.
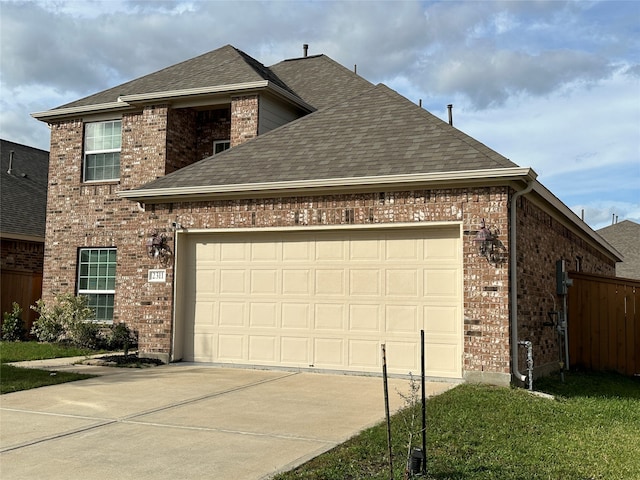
[{"xmin": 0, "ymin": 0, "xmax": 637, "ymax": 229}]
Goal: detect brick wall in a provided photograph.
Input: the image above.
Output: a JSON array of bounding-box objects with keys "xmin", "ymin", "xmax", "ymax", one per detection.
[
  {"xmin": 230, "ymin": 95, "xmax": 259, "ymax": 146},
  {"xmin": 196, "ymin": 108, "xmax": 231, "ymax": 158},
  {"xmin": 515, "ymin": 196, "xmax": 615, "ymax": 377},
  {"xmin": 1, "ymin": 239, "xmax": 44, "ymax": 273},
  {"xmin": 140, "ymin": 187, "xmax": 513, "ymax": 376},
  {"xmin": 42, "ymin": 108, "xmax": 174, "ymax": 354}
]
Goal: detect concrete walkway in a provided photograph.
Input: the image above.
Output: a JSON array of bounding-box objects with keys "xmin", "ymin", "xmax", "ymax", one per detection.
[{"xmin": 1, "ymin": 360, "xmax": 455, "ymax": 479}]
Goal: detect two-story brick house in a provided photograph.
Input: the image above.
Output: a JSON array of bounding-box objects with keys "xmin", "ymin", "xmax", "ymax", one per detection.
[{"xmin": 33, "ymin": 44, "xmax": 620, "ymax": 385}]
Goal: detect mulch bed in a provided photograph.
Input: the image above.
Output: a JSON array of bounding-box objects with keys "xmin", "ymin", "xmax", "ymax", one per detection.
[{"xmin": 84, "ymin": 353, "xmax": 164, "ymax": 368}]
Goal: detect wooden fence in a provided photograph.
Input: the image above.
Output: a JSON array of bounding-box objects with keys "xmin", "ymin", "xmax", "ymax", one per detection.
[
  {"xmin": 0, "ymin": 270, "xmax": 43, "ymax": 334},
  {"xmin": 568, "ymin": 272, "xmax": 639, "ymax": 376}
]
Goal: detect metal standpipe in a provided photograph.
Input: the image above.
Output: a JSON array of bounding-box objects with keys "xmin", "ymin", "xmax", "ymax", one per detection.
[{"xmin": 518, "ymin": 340, "xmax": 534, "ymax": 391}]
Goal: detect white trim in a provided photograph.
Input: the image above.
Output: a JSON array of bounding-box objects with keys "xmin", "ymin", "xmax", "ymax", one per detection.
[
  {"xmin": 530, "ymin": 181, "xmax": 622, "ymax": 262},
  {"xmin": 31, "ymin": 81, "xmax": 313, "ymax": 123},
  {"xmin": 118, "ymin": 167, "xmax": 537, "ymax": 201},
  {"xmin": 0, "ymin": 233, "xmax": 44, "ymax": 243},
  {"xmin": 119, "ymin": 81, "xmax": 270, "ymax": 103},
  {"xmin": 32, "ymin": 102, "xmax": 132, "ymax": 121},
  {"xmin": 177, "ymin": 221, "xmax": 462, "ymax": 235},
  {"xmin": 213, "ymin": 140, "xmax": 231, "ymax": 155}
]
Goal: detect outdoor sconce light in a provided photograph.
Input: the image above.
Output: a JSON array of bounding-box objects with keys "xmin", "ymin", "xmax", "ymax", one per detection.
[
  {"xmin": 474, "ymin": 218, "xmax": 499, "ymax": 264},
  {"xmin": 146, "ymin": 230, "xmax": 171, "ymax": 263}
]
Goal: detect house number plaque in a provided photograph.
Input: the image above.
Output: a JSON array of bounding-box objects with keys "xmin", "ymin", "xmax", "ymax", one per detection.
[{"xmin": 148, "ymin": 269, "xmax": 167, "ymax": 283}]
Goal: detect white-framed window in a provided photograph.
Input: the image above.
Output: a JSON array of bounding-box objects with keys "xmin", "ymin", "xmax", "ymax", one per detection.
[
  {"xmin": 84, "ymin": 120, "xmax": 122, "ymax": 182},
  {"xmin": 77, "ymin": 248, "xmax": 116, "ymax": 322},
  {"xmin": 213, "ymin": 140, "xmax": 230, "ymax": 155}
]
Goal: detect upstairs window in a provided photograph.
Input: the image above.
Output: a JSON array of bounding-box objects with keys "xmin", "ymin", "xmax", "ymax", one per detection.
[
  {"xmin": 213, "ymin": 140, "xmax": 230, "ymax": 155},
  {"xmin": 84, "ymin": 120, "xmax": 122, "ymax": 182},
  {"xmin": 78, "ymin": 248, "xmax": 116, "ymax": 322}
]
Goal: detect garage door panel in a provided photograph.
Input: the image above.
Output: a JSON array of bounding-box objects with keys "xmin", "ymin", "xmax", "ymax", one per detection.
[
  {"xmin": 220, "ymin": 270, "xmax": 246, "ymax": 294},
  {"xmin": 283, "ymin": 241, "xmax": 312, "ymax": 261},
  {"xmin": 218, "ymin": 334, "xmax": 245, "ymax": 361},
  {"xmin": 425, "ymin": 343, "xmax": 460, "ymax": 377},
  {"xmin": 315, "ymin": 304, "xmax": 345, "ymax": 330},
  {"xmin": 193, "ymin": 333, "xmax": 215, "ymax": 362},
  {"xmin": 386, "ymin": 305, "xmax": 418, "ymax": 333},
  {"xmin": 350, "ymin": 238, "xmax": 381, "ymax": 261},
  {"xmin": 195, "ymin": 270, "xmax": 216, "ymax": 296},
  {"xmin": 250, "ymin": 242, "xmax": 278, "ymax": 261},
  {"xmin": 350, "ymin": 269, "xmax": 381, "ymax": 296},
  {"xmin": 386, "ymin": 269, "xmax": 419, "ymax": 296},
  {"xmin": 314, "ymin": 338, "xmax": 344, "ymax": 366},
  {"xmin": 424, "ymin": 306, "xmax": 460, "ymax": 335},
  {"xmin": 315, "ymin": 269, "xmax": 345, "ymax": 295},
  {"xmin": 282, "ymin": 269, "xmax": 311, "ymax": 295},
  {"xmin": 220, "ymin": 242, "xmax": 247, "ymax": 261},
  {"xmin": 425, "ymin": 234, "xmax": 459, "ymax": 260},
  {"xmin": 349, "ymin": 340, "xmax": 380, "ymax": 368},
  {"xmin": 194, "ymin": 301, "xmax": 216, "ymax": 325},
  {"xmin": 386, "ymin": 341, "xmax": 419, "ymax": 371},
  {"xmin": 182, "ymin": 227, "xmax": 462, "ymax": 378},
  {"xmin": 219, "ymin": 302, "xmax": 244, "ymax": 327},
  {"xmin": 248, "ymin": 336, "xmax": 277, "ymax": 362},
  {"xmin": 349, "ymin": 304, "xmax": 381, "ymax": 332},
  {"xmin": 250, "ymin": 269, "xmax": 278, "ymax": 294},
  {"xmin": 424, "ymin": 269, "xmax": 459, "ymax": 297},
  {"xmin": 281, "ymin": 303, "xmax": 310, "ymax": 329},
  {"xmin": 249, "ymin": 303, "xmax": 278, "ymax": 327},
  {"xmin": 386, "ymin": 237, "xmax": 419, "ymax": 260},
  {"xmin": 280, "ymin": 337, "xmax": 310, "ymax": 364},
  {"xmin": 315, "ymin": 238, "xmax": 345, "ymax": 261}
]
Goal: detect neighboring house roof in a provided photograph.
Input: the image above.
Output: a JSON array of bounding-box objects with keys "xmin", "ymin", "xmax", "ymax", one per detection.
[
  {"xmin": 123, "ymin": 83, "xmax": 519, "ymax": 197},
  {"xmin": 0, "ymin": 139, "xmax": 49, "ymax": 241},
  {"xmin": 597, "ymin": 220, "xmax": 640, "ymax": 279},
  {"xmin": 269, "ymin": 54, "xmax": 374, "ymax": 110},
  {"xmin": 54, "ymin": 44, "xmax": 294, "ymax": 110}
]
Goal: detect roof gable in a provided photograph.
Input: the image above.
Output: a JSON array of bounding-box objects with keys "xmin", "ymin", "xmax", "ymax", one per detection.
[
  {"xmin": 55, "ymin": 45, "xmax": 293, "ymax": 110},
  {"xmin": 0, "ymin": 139, "xmax": 49, "ymax": 239},
  {"xmin": 133, "ymin": 83, "xmax": 518, "ymax": 192}
]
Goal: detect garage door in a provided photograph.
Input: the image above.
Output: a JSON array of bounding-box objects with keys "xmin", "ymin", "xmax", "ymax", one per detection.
[{"xmin": 178, "ymin": 226, "xmax": 462, "ymax": 377}]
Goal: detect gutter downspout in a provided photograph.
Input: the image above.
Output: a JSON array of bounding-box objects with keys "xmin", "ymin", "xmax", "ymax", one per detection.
[{"xmin": 510, "ymin": 179, "xmax": 535, "ymax": 384}]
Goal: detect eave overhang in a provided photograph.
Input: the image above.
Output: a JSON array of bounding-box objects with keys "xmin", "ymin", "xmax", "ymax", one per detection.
[
  {"xmin": 529, "ymin": 182, "xmax": 623, "ymax": 263},
  {"xmin": 0, "ymin": 232, "xmax": 45, "ymax": 243},
  {"xmin": 31, "ymin": 81, "xmax": 313, "ymax": 123},
  {"xmin": 118, "ymin": 167, "xmax": 538, "ymax": 203}
]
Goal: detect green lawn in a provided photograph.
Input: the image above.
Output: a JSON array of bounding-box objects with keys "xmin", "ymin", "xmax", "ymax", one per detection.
[
  {"xmin": 0, "ymin": 341, "xmax": 96, "ymax": 394},
  {"xmin": 273, "ymin": 372, "xmax": 640, "ymax": 480}
]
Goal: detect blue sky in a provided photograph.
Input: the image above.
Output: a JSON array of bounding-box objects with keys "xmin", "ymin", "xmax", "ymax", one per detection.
[{"xmin": 1, "ymin": 0, "xmax": 638, "ymax": 230}]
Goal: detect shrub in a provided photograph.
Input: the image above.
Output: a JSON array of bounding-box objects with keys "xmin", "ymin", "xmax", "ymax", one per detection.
[
  {"xmin": 2, "ymin": 303, "xmax": 26, "ymax": 341},
  {"xmin": 108, "ymin": 323, "xmax": 138, "ymax": 355},
  {"xmin": 31, "ymin": 295, "xmax": 97, "ymax": 346}
]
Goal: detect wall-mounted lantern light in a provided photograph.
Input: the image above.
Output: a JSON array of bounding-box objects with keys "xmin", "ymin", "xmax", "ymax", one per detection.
[
  {"xmin": 146, "ymin": 230, "xmax": 171, "ymax": 264},
  {"xmin": 474, "ymin": 218, "xmax": 499, "ymax": 264}
]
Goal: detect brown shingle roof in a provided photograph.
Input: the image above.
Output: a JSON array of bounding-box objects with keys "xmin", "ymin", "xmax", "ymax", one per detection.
[
  {"xmin": 133, "ymin": 83, "xmax": 517, "ymax": 191},
  {"xmin": 269, "ymin": 54, "xmax": 374, "ymax": 110},
  {"xmin": 0, "ymin": 140, "xmax": 49, "ymax": 239},
  {"xmin": 54, "ymin": 45, "xmax": 294, "ymax": 109}
]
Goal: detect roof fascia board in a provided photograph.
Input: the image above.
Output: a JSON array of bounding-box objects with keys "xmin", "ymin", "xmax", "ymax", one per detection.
[
  {"xmin": 118, "ymin": 167, "xmax": 537, "ymax": 202},
  {"xmin": 0, "ymin": 232, "xmax": 45, "ymax": 243},
  {"xmin": 119, "ymin": 81, "xmax": 270, "ymax": 103},
  {"xmin": 32, "ymin": 81, "xmax": 313, "ymax": 122},
  {"xmin": 32, "ymin": 102, "xmax": 134, "ymax": 122},
  {"xmin": 529, "ymin": 181, "xmax": 623, "ymax": 262}
]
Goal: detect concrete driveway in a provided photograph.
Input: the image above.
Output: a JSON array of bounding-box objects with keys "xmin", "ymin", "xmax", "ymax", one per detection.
[{"xmin": 0, "ymin": 363, "xmax": 454, "ymax": 479}]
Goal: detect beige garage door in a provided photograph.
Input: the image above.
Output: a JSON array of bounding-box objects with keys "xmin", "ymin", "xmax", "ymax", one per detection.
[{"xmin": 178, "ymin": 226, "xmax": 462, "ymax": 377}]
